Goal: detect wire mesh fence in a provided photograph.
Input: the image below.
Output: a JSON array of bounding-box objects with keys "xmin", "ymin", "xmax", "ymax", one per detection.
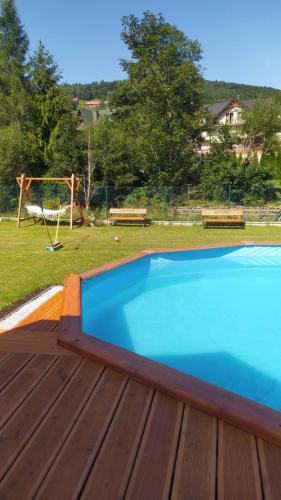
[
  {"xmin": 87, "ymin": 185, "xmax": 281, "ymax": 222},
  {"xmin": 1, "ymin": 181, "xmax": 281, "ymax": 222},
  {"xmin": 88, "ymin": 185, "xmax": 209, "ymax": 221}
]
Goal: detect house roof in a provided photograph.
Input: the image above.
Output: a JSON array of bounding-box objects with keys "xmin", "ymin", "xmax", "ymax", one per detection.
[
  {"xmin": 80, "ymin": 108, "xmax": 111, "ymax": 125},
  {"xmin": 80, "ymin": 108, "xmax": 94, "ymax": 124},
  {"xmin": 206, "ymin": 99, "xmax": 254, "ymax": 118}
]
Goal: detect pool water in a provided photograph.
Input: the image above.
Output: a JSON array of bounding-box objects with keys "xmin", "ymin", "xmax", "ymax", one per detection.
[{"xmin": 82, "ymin": 246, "xmax": 281, "ymax": 411}]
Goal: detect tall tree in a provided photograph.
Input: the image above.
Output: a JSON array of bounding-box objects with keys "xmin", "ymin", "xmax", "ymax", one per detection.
[
  {"xmin": 239, "ymin": 97, "xmax": 281, "ymax": 162},
  {"xmin": 200, "ymin": 123, "xmax": 277, "ymax": 205},
  {"xmin": 111, "ymin": 12, "xmax": 205, "ymax": 186},
  {"xmin": 0, "ymin": 0, "xmax": 32, "ymax": 204},
  {"xmin": 79, "ymin": 118, "xmax": 137, "ymax": 187},
  {"xmin": 0, "ymin": 0, "xmax": 28, "ymax": 65},
  {"xmin": 0, "ymin": 0, "xmax": 29, "ymax": 125},
  {"xmin": 28, "ymin": 41, "xmax": 78, "ymax": 169}
]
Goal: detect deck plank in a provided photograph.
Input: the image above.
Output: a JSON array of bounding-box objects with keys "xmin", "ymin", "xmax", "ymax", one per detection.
[
  {"xmin": 0, "ymin": 339, "xmax": 71, "ymax": 354},
  {"xmin": 171, "ymin": 406, "xmax": 217, "ymax": 500},
  {"xmin": 0, "ymin": 353, "xmax": 57, "ymax": 428},
  {"xmin": 0, "ymin": 352, "xmax": 12, "ymax": 367},
  {"xmin": 125, "ymin": 391, "xmax": 183, "ymax": 500},
  {"xmin": 0, "ymin": 329, "xmax": 73, "ymax": 354},
  {"xmin": 0, "ymin": 355, "xmax": 81, "ymax": 482},
  {"xmin": 0, "ymin": 359, "xmax": 103, "ymax": 499},
  {"xmin": 80, "ymin": 380, "xmax": 154, "ymax": 500},
  {"xmin": 0, "ymin": 329, "xmax": 57, "ymax": 341},
  {"xmin": 0, "ymin": 352, "xmax": 34, "ymax": 392},
  {"xmin": 258, "ymin": 438, "xmax": 281, "ymax": 499},
  {"xmin": 37, "ymin": 369, "xmax": 128, "ymax": 500},
  {"xmin": 0, "ymin": 351, "xmax": 10, "ymax": 363},
  {"xmin": 217, "ymin": 421, "xmax": 262, "ymax": 500}
]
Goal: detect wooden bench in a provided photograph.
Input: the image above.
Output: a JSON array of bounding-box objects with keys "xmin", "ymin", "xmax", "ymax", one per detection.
[
  {"xmin": 202, "ymin": 209, "xmax": 245, "ymax": 228},
  {"xmin": 109, "ymin": 208, "xmax": 148, "ymax": 226}
]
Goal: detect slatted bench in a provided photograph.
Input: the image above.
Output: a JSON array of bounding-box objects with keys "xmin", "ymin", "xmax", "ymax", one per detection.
[
  {"xmin": 202, "ymin": 209, "xmax": 245, "ymax": 228},
  {"xmin": 109, "ymin": 208, "xmax": 148, "ymax": 226}
]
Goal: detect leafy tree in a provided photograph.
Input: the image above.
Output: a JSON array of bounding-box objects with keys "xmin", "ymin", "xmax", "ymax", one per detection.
[
  {"xmin": 239, "ymin": 97, "xmax": 281, "ymax": 161},
  {"xmin": 50, "ymin": 113, "xmax": 86, "ymax": 178},
  {"xmin": 111, "ymin": 11, "xmax": 205, "ymax": 186},
  {"xmin": 200, "ymin": 151, "xmax": 276, "ymax": 205},
  {"xmin": 0, "ymin": 123, "xmax": 40, "ymax": 182},
  {"xmin": 85, "ymin": 117, "xmax": 139, "ymax": 186}
]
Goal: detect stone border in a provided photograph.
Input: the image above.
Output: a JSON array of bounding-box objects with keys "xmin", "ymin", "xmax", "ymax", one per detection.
[{"xmin": 0, "ymin": 285, "xmax": 63, "ymax": 331}]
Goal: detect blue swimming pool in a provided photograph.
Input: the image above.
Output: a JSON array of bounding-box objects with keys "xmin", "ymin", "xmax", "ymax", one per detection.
[{"xmin": 82, "ymin": 246, "xmax": 281, "ymax": 411}]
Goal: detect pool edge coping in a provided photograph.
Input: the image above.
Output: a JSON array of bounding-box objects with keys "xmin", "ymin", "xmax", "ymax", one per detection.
[{"xmin": 58, "ymin": 240, "xmax": 281, "ymax": 446}]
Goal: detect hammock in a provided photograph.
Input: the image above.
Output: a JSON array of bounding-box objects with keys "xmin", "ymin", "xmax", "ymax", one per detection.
[{"xmin": 25, "ymin": 204, "xmax": 71, "ymax": 221}]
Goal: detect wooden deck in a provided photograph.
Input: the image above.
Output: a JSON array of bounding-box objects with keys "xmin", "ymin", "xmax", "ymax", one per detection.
[{"xmin": 0, "ymin": 293, "xmax": 281, "ymax": 498}]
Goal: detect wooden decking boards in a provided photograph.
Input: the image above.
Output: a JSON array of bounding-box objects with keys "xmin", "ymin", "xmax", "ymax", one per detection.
[{"xmin": 0, "ymin": 292, "xmax": 281, "ymax": 498}]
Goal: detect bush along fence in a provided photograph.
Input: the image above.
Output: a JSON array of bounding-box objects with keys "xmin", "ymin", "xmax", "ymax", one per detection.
[{"xmin": 1, "ymin": 182, "xmax": 281, "ymax": 222}]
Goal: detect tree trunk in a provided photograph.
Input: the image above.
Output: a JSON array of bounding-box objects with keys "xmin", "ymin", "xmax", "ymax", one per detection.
[{"xmin": 84, "ymin": 128, "xmax": 94, "ymax": 215}]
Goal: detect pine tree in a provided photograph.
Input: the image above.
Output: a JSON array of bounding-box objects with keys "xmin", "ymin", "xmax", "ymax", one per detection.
[
  {"xmin": 0, "ymin": 0, "xmax": 28, "ymax": 66},
  {"xmin": 28, "ymin": 41, "xmax": 80, "ymax": 169},
  {"xmin": 0, "ymin": 0, "xmax": 29, "ymax": 126}
]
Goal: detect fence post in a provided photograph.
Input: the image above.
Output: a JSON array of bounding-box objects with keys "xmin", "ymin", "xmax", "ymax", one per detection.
[
  {"xmin": 70, "ymin": 173, "xmax": 75, "ymax": 230},
  {"xmin": 104, "ymin": 185, "xmax": 109, "ymax": 218},
  {"xmin": 163, "ymin": 186, "xmax": 169, "ymax": 221},
  {"xmin": 228, "ymin": 184, "xmax": 231, "ymax": 209},
  {"xmin": 16, "ymin": 173, "xmax": 25, "ymax": 229}
]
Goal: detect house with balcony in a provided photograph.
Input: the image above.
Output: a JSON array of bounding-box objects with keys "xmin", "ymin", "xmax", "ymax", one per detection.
[{"xmin": 199, "ymin": 98, "xmax": 253, "ymax": 154}]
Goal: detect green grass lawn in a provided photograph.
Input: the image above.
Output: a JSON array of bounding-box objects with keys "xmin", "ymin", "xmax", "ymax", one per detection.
[{"xmin": 1, "ymin": 221, "xmax": 281, "ymax": 312}]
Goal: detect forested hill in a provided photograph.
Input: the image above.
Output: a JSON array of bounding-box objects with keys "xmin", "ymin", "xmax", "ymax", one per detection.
[
  {"xmin": 63, "ymin": 81, "xmax": 118, "ymax": 100},
  {"xmin": 63, "ymin": 79, "xmax": 281, "ymax": 103},
  {"xmin": 203, "ymin": 80, "xmax": 281, "ymax": 103}
]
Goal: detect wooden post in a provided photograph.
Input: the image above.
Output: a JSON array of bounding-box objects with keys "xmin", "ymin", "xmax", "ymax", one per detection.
[
  {"xmin": 16, "ymin": 173, "xmax": 25, "ymax": 229},
  {"xmin": 75, "ymin": 182, "xmax": 84, "ymax": 223},
  {"xmin": 70, "ymin": 173, "xmax": 75, "ymax": 230}
]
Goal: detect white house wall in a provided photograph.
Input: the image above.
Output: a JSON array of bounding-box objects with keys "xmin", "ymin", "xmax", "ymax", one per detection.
[{"xmin": 217, "ymin": 105, "xmax": 243, "ymax": 125}]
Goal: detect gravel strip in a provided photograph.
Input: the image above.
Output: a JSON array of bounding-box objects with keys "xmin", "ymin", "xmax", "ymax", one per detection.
[{"xmin": 0, "ymin": 285, "xmax": 63, "ymax": 331}]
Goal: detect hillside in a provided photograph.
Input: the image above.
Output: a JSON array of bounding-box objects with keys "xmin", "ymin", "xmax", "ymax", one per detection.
[
  {"xmin": 203, "ymin": 80, "xmax": 281, "ymax": 104},
  {"xmin": 63, "ymin": 81, "xmax": 118, "ymax": 101},
  {"xmin": 64, "ymin": 79, "xmax": 281, "ymax": 104}
]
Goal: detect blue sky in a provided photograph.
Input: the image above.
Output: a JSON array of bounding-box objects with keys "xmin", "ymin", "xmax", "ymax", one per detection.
[{"xmin": 16, "ymin": 0, "xmax": 281, "ymax": 88}]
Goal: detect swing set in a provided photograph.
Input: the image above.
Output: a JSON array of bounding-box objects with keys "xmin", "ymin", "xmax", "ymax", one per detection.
[{"xmin": 16, "ymin": 173, "xmax": 84, "ymax": 230}]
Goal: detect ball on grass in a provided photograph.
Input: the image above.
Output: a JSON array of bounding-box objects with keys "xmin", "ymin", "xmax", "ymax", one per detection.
[{"xmin": 113, "ymin": 236, "xmax": 121, "ymax": 242}]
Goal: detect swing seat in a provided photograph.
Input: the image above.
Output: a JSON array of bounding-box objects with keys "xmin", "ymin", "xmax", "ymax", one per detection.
[
  {"xmin": 25, "ymin": 204, "xmax": 71, "ymax": 221},
  {"xmin": 16, "ymin": 175, "xmax": 84, "ymax": 230}
]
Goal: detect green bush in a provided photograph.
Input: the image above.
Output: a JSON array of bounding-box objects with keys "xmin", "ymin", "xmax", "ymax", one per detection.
[
  {"xmin": 0, "ymin": 183, "xmax": 18, "ymax": 213},
  {"xmin": 123, "ymin": 187, "xmax": 165, "ymax": 208},
  {"xmin": 200, "ymin": 158, "xmax": 277, "ymax": 205}
]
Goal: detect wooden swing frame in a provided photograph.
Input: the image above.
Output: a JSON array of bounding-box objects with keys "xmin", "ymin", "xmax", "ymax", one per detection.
[{"xmin": 16, "ymin": 173, "xmax": 84, "ymax": 230}]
